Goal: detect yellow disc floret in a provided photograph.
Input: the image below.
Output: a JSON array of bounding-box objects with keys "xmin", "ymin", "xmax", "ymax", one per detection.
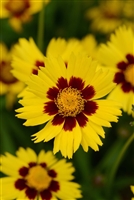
[
  {"xmin": 26, "ymin": 165, "xmax": 52, "ymax": 191},
  {"xmin": 55, "ymin": 87, "xmax": 85, "ymax": 117},
  {"xmin": 124, "ymin": 64, "xmax": 134, "ymax": 86}
]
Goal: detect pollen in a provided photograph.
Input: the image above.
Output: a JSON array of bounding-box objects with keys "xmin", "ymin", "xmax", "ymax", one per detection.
[
  {"xmin": 55, "ymin": 87, "xmax": 85, "ymax": 117},
  {"xmin": 124, "ymin": 64, "xmax": 134, "ymax": 86},
  {"xmin": 25, "ymin": 165, "xmax": 52, "ymax": 191}
]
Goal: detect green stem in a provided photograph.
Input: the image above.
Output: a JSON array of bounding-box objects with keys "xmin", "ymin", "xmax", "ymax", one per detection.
[
  {"xmin": 37, "ymin": 3, "xmax": 45, "ymax": 51},
  {"xmin": 106, "ymin": 133, "xmax": 134, "ymax": 197}
]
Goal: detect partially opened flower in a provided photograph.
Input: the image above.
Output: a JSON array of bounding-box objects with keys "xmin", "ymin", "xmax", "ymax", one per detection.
[
  {"xmin": 0, "ymin": 43, "xmax": 24, "ymax": 109},
  {"xmin": 130, "ymin": 185, "xmax": 134, "ymax": 200},
  {"xmin": 16, "ymin": 53, "xmax": 121, "ymax": 158},
  {"xmin": 0, "ymin": 0, "xmax": 49, "ymax": 32},
  {"xmin": 98, "ymin": 26, "xmax": 134, "ymax": 116},
  {"xmin": 0, "ymin": 147, "xmax": 82, "ymax": 200}
]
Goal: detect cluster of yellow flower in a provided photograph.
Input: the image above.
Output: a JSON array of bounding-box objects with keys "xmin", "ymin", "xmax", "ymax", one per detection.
[{"xmin": 0, "ymin": 0, "xmax": 134, "ymax": 199}]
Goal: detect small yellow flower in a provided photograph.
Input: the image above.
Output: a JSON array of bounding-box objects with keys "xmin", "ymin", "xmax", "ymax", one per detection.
[
  {"xmin": 0, "ymin": 43, "xmax": 24, "ymax": 109},
  {"xmin": 98, "ymin": 26, "xmax": 134, "ymax": 116},
  {"xmin": 0, "ymin": 147, "xmax": 82, "ymax": 200},
  {"xmin": 16, "ymin": 53, "xmax": 121, "ymax": 158},
  {"xmin": 0, "ymin": 0, "xmax": 50, "ymax": 32},
  {"xmin": 86, "ymin": 0, "xmax": 133, "ymax": 33}
]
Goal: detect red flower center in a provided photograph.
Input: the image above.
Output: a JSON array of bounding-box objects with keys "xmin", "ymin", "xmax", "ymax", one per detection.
[
  {"xmin": 0, "ymin": 60, "xmax": 17, "ymax": 84},
  {"xmin": 4, "ymin": 0, "xmax": 30, "ymax": 18},
  {"xmin": 44, "ymin": 76, "xmax": 98, "ymax": 131},
  {"xmin": 114, "ymin": 54, "xmax": 134, "ymax": 93},
  {"xmin": 15, "ymin": 162, "xmax": 59, "ymax": 200}
]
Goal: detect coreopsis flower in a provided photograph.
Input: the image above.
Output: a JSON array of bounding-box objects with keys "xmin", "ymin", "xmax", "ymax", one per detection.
[
  {"xmin": 16, "ymin": 53, "xmax": 121, "ymax": 158},
  {"xmin": 130, "ymin": 185, "xmax": 134, "ymax": 200},
  {"xmin": 11, "ymin": 37, "xmax": 84, "ymax": 85},
  {"xmin": 0, "ymin": 43, "xmax": 24, "ymax": 109},
  {"xmin": 0, "ymin": 147, "xmax": 82, "ymax": 200},
  {"xmin": 85, "ymin": 0, "xmax": 133, "ymax": 34},
  {"xmin": 0, "ymin": 0, "xmax": 49, "ymax": 32},
  {"xmin": 11, "ymin": 38, "xmax": 45, "ymax": 83},
  {"xmin": 98, "ymin": 26, "xmax": 134, "ymax": 116}
]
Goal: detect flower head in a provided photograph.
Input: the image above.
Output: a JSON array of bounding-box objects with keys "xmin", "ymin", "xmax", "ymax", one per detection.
[
  {"xmin": 0, "ymin": 43, "xmax": 24, "ymax": 108},
  {"xmin": 16, "ymin": 53, "xmax": 121, "ymax": 158},
  {"xmin": 0, "ymin": 0, "xmax": 49, "ymax": 32},
  {"xmin": 0, "ymin": 147, "xmax": 82, "ymax": 200},
  {"xmin": 86, "ymin": 0, "xmax": 133, "ymax": 33},
  {"xmin": 98, "ymin": 26, "xmax": 134, "ymax": 116},
  {"xmin": 11, "ymin": 38, "xmax": 45, "ymax": 83}
]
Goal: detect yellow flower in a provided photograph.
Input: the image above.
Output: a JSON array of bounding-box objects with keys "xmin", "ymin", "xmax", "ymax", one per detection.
[
  {"xmin": 12, "ymin": 36, "xmax": 98, "ymax": 87},
  {"xmin": 86, "ymin": 0, "xmax": 133, "ymax": 33},
  {"xmin": 0, "ymin": 0, "xmax": 49, "ymax": 32},
  {"xmin": 11, "ymin": 38, "xmax": 45, "ymax": 83},
  {"xmin": 16, "ymin": 53, "xmax": 121, "ymax": 158},
  {"xmin": 0, "ymin": 147, "xmax": 82, "ymax": 200},
  {"xmin": 0, "ymin": 43, "xmax": 24, "ymax": 109},
  {"xmin": 98, "ymin": 26, "xmax": 134, "ymax": 116},
  {"xmin": 130, "ymin": 185, "xmax": 134, "ymax": 200}
]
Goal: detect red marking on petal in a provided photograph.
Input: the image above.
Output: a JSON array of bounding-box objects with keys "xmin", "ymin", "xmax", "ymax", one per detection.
[
  {"xmin": 121, "ymin": 82, "xmax": 132, "ymax": 93},
  {"xmin": 32, "ymin": 68, "xmax": 38, "ymax": 75},
  {"xmin": 44, "ymin": 101, "xmax": 58, "ymax": 115},
  {"xmin": 25, "ymin": 187, "xmax": 37, "ymax": 199},
  {"xmin": 40, "ymin": 162, "xmax": 47, "ymax": 168},
  {"xmin": 83, "ymin": 101, "xmax": 98, "ymax": 116},
  {"xmin": 114, "ymin": 72, "xmax": 125, "ymax": 84},
  {"xmin": 35, "ymin": 60, "xmax": 45, "ymax": 68},
  {"xmin": 82, "ymin": 85, "xmax": 95, "ymax": 100},
  {"xmin": 63, "ymin": 117, "xmax": 76, "ymax": 131},
  {"xmin": 40, "ymin": 189, "xmax": 52, "ymax": 200},
  {"xmin": 49, "ymin": 180, "xmax": 60, "ymax": 192},
  {"xmin": 117, "ymin": 61, "xmax": 127, "ymax": 70},
  {"xmin": 126, "ymin": 54, "xmax": 134, "ymax": 64},
  {"xmin": 56, "ymin": 77, "xmax": 68, "ymax": 89},
  {"xmin": 48, "ymin": 169, "xmax": 57, "ymax": 178},
  {"xmin": 32, "ymin": 61, "xmax": 45, "ymax": 75},
  {"xmin": 52, "ymin": 114, "xmax": 64, "ymax": 125},
  {"xmin": 69, "ymin": 76, "xmax": 84, "ymax": 90},
  {"xmin": 47, "ymin": 87, "xmax": 59, "ymax": 100},
  {"xmin": 28, "ymin": 162, "xmax": 37, "ymax": 168},
  {"xmin": 76, "ymin": 112, "xmax": 88, "ymax": 127},
  {"xmin": 65, "ymin": 61, "xmax": 68, "ymax": 68},
  {"xmin": 15, "ymin": 179, "xmax": 26, "ymax": 190},
  {"xmin": 19, "ymin": 167, "xmax": 29, "ymax": 177}
]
